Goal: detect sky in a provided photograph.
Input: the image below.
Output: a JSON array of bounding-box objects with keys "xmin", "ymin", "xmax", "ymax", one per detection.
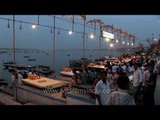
[{"xmin": 0, "ymin": 15, "xmax": 160, "ymax": 49}]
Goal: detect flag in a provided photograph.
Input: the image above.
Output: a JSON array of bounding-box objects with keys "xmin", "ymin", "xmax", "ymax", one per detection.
[{"xmin": 80, "ymin": 15, "xmax": 86, "ymax": 21}]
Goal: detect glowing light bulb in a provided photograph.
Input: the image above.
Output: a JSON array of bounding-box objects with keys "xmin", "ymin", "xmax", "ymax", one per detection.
[{"xmin": 32, "ymin": 25, "xmax": 36, "ymax": 29}]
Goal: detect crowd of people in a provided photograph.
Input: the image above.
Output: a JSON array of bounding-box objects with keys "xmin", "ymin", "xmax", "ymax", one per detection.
[{"xmin": 71, "ymin": 55, "xmax": 160, "ymax": 105}]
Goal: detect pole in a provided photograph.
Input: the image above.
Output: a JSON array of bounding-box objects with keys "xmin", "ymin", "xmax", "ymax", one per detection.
[
  {"xmin": 82, "ymin": 20, "xmax": 85, "ymax": 58},
  {"xmin": 53, "ymin": 15, "xmax": 56, "ymax": 78},
  {"xmin": 99, "ymin": 26, "xmax": 102, "ymax": 59},
  {"xmin": 13, "ymin": 15, "xmax": 17, "ymax": 101}
]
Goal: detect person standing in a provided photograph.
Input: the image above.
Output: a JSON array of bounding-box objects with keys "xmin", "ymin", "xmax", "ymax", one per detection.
[
  {"xmin": 107, "ymin": 76, "xmax": 135, "ymax": 105},
  {"xmin": 17, "ymin": 72, "xmax": 23, "ymax": 86},
  {"xmin": 95, "ymin": 71, "xmax": 111, "ymax": 105},
  {"xmin": 132, "ymin": 63, "xmax": 143, "ymax": 105},
  {"xmin": 143, "ymin": 63, "xmax": 157, "ymax": 105}
]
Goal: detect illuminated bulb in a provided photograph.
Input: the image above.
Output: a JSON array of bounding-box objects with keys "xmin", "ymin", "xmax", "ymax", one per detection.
[
  {"xmin": 68, "ymin": 30, "xmax": 73, "ymax": 35},
  {"xmin": 116, "ymin": 39, "xmax": 119, "ymax": 43},
  {"xmin": 131, "ymin": 43, "xmax": 134, "ymax": 46},
  {"xmin": 32, "ymin": 25, "xmax": 36, "ymax": 29},
  {"xmin": 110, "ymin": 43, "xmax": 114, "ymax": 48},
  {"xmin": 90, "ymin": 34, "xmax": 94, "ymax": 39},
  {"xmin": 122, "ymin": 41, "xmax": 125, "ymax": 44},
  {"xmin": 127, "ymin": 42, "xmax": 130, "ymax": 45},
  {"xmin": 105, "ymin": 38, "xmax": 110, "ymax": 42}
]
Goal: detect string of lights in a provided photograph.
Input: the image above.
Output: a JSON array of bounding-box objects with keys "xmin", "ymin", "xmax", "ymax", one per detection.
[{"xmin": 0, "ymin": 15, "xmax": 136, "ymax": 46}]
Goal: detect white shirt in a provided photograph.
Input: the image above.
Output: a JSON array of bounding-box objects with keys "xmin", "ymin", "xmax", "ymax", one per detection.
[
  {"xmin": 28, "ymin": 72, "xmax": 32, "ymax": 76},
  {"xmin": 133, "ymin": 68, "xmax": 143, "ymax": 87},
  {"xmin": 107, "ymin": 88, "xmax": 135, "ymax": 105},
  {"xmin": 122, "ymin": 65, "xmax": 127, "ymax": 72},
  {"xmin": 95, "ymin": 80, "xmax": 111, "ymax": 105},
  {"xmin": 11, "ymin": 74, "xmax": 15, "ymax": 85},
  {"xmin": 112, "ymin": 65, "xmax": 118, "ymax": 73},
  {"xmin": 18, "ymin": 73, "xmax": 23, "ymax": 85},
  {"xmin": 143, "ymin": 69, "xmax": 150, "ymax": 82}
]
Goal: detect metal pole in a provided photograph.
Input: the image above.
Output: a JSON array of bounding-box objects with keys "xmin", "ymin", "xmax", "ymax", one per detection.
[
  {"xmin": 13, "ymin": 15, "xmax": 17, "ymax": 101},
  {"xmin": 82, "ymin": 20, "xmax": 85, "ymax": 58},
  {"xmin": 99, "ymin": 26, "xmax": 102, "ymax": 59},
  {"xmin": 53, "ymin": 15, "xmax": 56, "ymax": 78}
]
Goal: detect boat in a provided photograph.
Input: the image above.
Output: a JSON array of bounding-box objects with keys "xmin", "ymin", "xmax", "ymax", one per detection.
[
  {"xmin": 3, "ymin": 61, "xmax": 15, "ymax": 69},
  {"xmin": 87, "ymin": 63, "xmax": 106, "ymax": 70},
  {"xmin": 8, "ymin": 67, "xmax": 14, "ymax": 72},
  {"xmin": 60, "ymin": 67, "xmax": 74, "ymax": 77},
  {"xmin": 28, "ymin": 58, "xmax": 36, "ymax": 61},
  {"xmin": 24, "ymin": 55, "xmax": 30, "ymax": 58},
  {"xmin": 33, "ymin": 65, "xmax": 54, "ymax": 75}
]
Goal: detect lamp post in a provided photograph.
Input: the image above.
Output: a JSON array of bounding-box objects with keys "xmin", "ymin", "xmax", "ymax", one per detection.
[
  {"xmin": 86, "ymin": 19, "xmax": 105, "ymax": 59},
  {"xmin": 53, "ymin": 15, "xmax": 56, "ymax": 78},
  {"xmin": 13, "ymin": 15, "xmax": 17, "ymax": 101},
  {"xmin": 82, "ymin": 19, "xmax": 85, "ymax": 58}
]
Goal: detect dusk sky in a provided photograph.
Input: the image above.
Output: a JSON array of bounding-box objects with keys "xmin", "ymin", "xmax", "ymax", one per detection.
[{"xmin": 0, "ymin": 15, "xmax": 160, "ymax": 49}]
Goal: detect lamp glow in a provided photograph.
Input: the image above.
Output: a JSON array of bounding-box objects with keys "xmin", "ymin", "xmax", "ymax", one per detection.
[
  {"xmin": 122, "ymin": 41, "xmax": 125, "ymax": 44},
  {"xmin": 32, "ymin": 25, "xmax": 36, "ymax": 29},
  {"xmin": 68, "ymin": 30, "xmax": 73, "ymax": 35},
  {"xmin": 90, "ymin": 34, "xmax": 94, "ymax": 39},
  {"xmin": 116, "ymin": 39, "xmax": 119, "ymax": 43},
  {"xmin": 105, "ymin": 38, "xmax": 110, "ymax": 42},
  {"xmin": 110, "ymin": 43, "xmax": 114, "ymax": 48}
]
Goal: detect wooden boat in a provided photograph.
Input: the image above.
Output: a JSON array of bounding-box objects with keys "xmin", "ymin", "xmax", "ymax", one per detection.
[
  {"xmin": 87, "ymin": 63, "xmax": 106, "ymax": 70},
  {"xmin": 28, "ymin": 58, "xmax": 36, "ymax": 61},
  {"xmin": 60, "ymin": 67, "xmax": 74, "ymax": 77},
  {"xmin": 22, "ymin": 77, "xmax": 67, "ymax": 89},
  {"xmin": 24, "ymin": 55, "xmax": 30, "ymax": 58}
]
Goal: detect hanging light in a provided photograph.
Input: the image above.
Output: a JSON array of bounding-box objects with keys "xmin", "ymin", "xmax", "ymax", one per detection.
[
  {"xmin": 58, "ymin": 29, "xmax": 60, "ymax": 35},
  {"xmin": 127, "ymin": 42, "xmax": 130, "ymax": 45},
  {"xmin": 32, "ymin": 24, "xmax": 36, "ymax": 29},
  {"xmin": 116, "ymin": 39, "xmax": 119, "ymax": 43},
  {"xmin": 68, "ymin": 30, "xmax": 73, "ymax": 35},
  {"xmin": 86, "ymin": 34, "xmax": 88, "ymax": 39},
  {"xmin": 90, "ymin": 34, "xmax": 94, "ymax": 39},
  {"xmin": 131, "ymin": 43, "xmax": 134, "ymax": 46},
  {"xmin": 94, "ymin": 23, "xmax": 96, "ymax": 36},
  {"xmin": 110, "ymin": 43, "xmax": 114, "ymax": 48},
  {"xmin": 105, "ymin": 38, "xmax": 110, "ymax": 42},
  {"xmin": 38, "ymin": 15, "xmax": 39, "ymax": 25},
  {"xmin": 72, "ymin": 15, "xmax": 74, "ymax": 32},
  {"xmin": 122, "ymin": 41, "xmax": 125, "ymax": 44},
  {"xmin": 50, "ymin": 27, "xmax": 53, "ymax": 33},
  {"xmin": 19, "ymin": 21, "xmax": 22, "ymax": 30},
  {"xmin": 7, "ymin": 19, "xmax": 10, "ymax": 28}
]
